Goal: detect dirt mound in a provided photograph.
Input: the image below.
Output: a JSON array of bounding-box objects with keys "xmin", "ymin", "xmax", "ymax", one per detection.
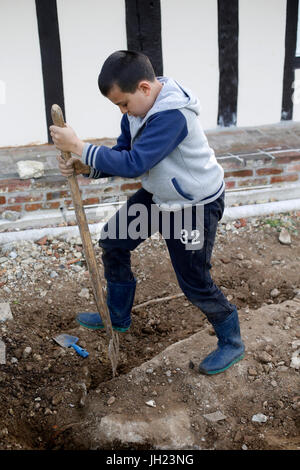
[{"xmin": 71, "ymin": 299, "xmax": 300, "ymax": 450}]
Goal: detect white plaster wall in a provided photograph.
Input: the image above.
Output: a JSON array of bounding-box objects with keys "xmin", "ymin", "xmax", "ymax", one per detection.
[
  {"xmin": 237, "ymin": 0, "xmax": 287, "ymax": 127},
  {"xmin": 292, "ymin": 68, "xmax": 300, "ymax": 121},
  {"xmin": 160, "ymin": 0, "xmax": 219, "ymax": 130},
  {"xmin": 0, "ymin": 0, "xmax": 47, "ymax": 147},
  {"xmin": 56, "ymin": 0, "xmax": 127, "ymax": 141},
  {"xmin": 0, "ymin": 0, "xmax": 296, "ymax": 148}
]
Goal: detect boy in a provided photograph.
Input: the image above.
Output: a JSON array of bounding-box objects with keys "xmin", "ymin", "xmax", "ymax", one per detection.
[{"xmin": 50, "ymin": 50, "xmax": 244, "ymax": 375}]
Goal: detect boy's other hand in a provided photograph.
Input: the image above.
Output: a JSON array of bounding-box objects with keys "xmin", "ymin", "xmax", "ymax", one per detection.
[
  {"xmin": 49, "ymin": 124, "xmax": 84, "ymax": 156},
  {"xmin": 56, "ymin": 154, "xmax": 90, "ymax": 177}
]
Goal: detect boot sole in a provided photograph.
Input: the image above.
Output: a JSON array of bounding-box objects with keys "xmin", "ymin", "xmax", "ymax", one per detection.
[
  {"xmin": 77, "ymin": 319, "xmax": 129, "ymax": 333},
  {"xmin": 198, "ymin": 353, "xmax": 245, "ymax": 375}
]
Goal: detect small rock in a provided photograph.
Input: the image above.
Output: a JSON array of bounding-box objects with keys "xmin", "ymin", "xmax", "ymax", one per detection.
[
  {"xmin": 163, "ymin": 357, "xmax": 171, "ymax": 366},
  {"xmin": 145, "ymin": 400, "xmax": 156, "ymax": 408},
  {"xmin": 278, "ymin": 228, "xmax": 291, "ymax": 245},
  {"xmin": 71, "ymin": 264, "xmax": 82, "ymax": 272},
  {"xmin": 17, "ymin": 160, "xmax": 44, "ymax": 179},
  {"xmin": 0, "ymin": 428, "xmax": 8, "ymax": 437},
  {"xmin": 235, "ymin": 218, "xmax": 247, "ymax": 229},
  {"xmin": 33, "ymin": 353, "xmax": 42, "ymax": 361},
  {"xmin": 293, "ymin": 291, "xmax": 300, "ymax": 302},
  {"xmin": 1, "ymin": 211, "xmax": 21, "ymax": 221},
  {"xmin": 34, "ymin": 263, "xmax": 44, "ymax": 271},
  {"xmin": 0, "ymin": 303, "xmax": 13, "ymax": 323},
  {"xmin": 290, "ymin": 350, "xmax": 300, "ymax": 370},
  {"xmin": 52, "ymin": 393, "xmax": 64, "ymax": 406},
  {"xmin": 270, "ymin": 288, "xmax": 280, "ymax": 298},
  {"xmin": 78, "ymin": 288, "xmax": 90, "ymax": 300},
  {"xmin": 9, "ymin": 251, "xmax": 17, "ymax": 259},
  {"xmin": 220, "ymin": 256, "xmax": 231, "ymax": 264},
  {"xmin": 234, "ymin": 430, "xmax": 243, "ymax": 442},
  {"xmin": 36, "ymin": 236, "xmax": 48, "ymax": 246},
  {"xmin": 107, "ymin": 396, "xmax": 116, "ymax": 406},
  {"xmin": 241, "ymin": 260, "xmax": 252, "ymax": 269},
  {"xmin": 252, "ymin": 413, "xmax": 268, "ymax": 423},
  {"xmin": 263, "ymin": 340, "xmax": 273, "ymax": 347},
  {"xmin": 23, "ymin": 346, "xmax": 32, "ymax": 358},
  {"xmin": 50, "ymin": 271, "xmax": 58, "ymax": 278},
  {"xmin": 0, "ymin": 257, "xmax": 8, "ymax": 264},
  {"xmin": 257, "ymin": 351, "xmax": 273, "ymax": 364},
  {"xmin": 0, "ymin": 341, "xmax": 6, "ymax": 365},
  {"xmin": 248, "ymin": 368, "xmax": 258, "ymax": 376},
  {"xmin": 203, "ymin": 411, "xmax": 227, "ymax": 422},
  {"xmin": 277, "ymin": 365, "xmax": 288, "ymax": 372}
]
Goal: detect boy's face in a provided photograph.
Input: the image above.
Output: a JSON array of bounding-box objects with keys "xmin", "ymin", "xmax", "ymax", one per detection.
[{"xmin": 107, "ymin": 82, "xmax": 153, "ymax": 118}]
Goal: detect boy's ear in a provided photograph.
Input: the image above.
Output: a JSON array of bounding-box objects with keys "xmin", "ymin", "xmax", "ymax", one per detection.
[{"xmin": 138, "ymin": 80, "xmax": 152, "ymax": 96}]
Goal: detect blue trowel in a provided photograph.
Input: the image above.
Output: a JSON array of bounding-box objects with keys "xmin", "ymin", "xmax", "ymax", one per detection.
[{"xmin": 54, "ymin": 334, "xmax": 89, "ymax": 358}]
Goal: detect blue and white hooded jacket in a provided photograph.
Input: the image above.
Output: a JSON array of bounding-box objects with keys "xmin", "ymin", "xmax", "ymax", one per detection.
[{"xmin": 81, "ymin": 77, "xmax": 224, "ymax": 210}]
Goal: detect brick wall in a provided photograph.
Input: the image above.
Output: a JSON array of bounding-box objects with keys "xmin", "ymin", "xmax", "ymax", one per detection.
[
  {"xmin": 1, "ymin": 143, "xmax": 300, "ymax": 219},
  {"xmin": 0, "ymin": 174, "xmax": 143, "ymax": 217},
  {"xmin": 220, "ymin": 150, "xmax": 300, "ymax": 190}
]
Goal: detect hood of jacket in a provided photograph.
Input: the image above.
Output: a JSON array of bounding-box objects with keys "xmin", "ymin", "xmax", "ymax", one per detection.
[{"xmin": 127, "ymin": 77, "xmax": 201, "ymax": 140}]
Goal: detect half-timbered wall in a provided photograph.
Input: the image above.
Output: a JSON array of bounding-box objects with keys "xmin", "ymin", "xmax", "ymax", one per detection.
[{"xmin": 0, "ymin": 0, "xmax": 300, "ymax": 148}]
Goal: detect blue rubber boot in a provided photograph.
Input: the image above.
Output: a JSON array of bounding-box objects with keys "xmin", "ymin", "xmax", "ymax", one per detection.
[
  {"xmin": 198, "ymin": 308, "xmax": 245, "ymax": 375},
  {"xmin": 77, "ymin": 279, "xmax": 136, "ymax": 333}
]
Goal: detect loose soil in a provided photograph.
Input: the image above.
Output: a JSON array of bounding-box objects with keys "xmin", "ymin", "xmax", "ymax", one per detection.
[{"xmin": 0, "ymin": 212, "xmax": 299, "ymax": 450}]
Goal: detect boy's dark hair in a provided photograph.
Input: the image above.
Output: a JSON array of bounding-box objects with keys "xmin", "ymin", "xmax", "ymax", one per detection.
[{"xmin": 98, "ymin": 50, "xmax": 156, "ymax": 96}]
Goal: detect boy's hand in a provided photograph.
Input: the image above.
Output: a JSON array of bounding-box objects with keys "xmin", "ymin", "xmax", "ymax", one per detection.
[
  {"xmin": 49, "ymin": 124, "xmax": 84, "ymax": 156},
  {"xmin": 56, "ymin": 153, "xmax": 91, "ymax": 177}
]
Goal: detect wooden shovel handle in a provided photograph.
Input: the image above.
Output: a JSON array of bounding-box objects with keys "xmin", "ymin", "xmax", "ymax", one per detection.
[
  {"xmin": 50, "ymin": 105, "xmax": 119, "ymax": 375},
  {"xmin": 51, "ymin": 104, "xmax": 72, "ymax": 163}
]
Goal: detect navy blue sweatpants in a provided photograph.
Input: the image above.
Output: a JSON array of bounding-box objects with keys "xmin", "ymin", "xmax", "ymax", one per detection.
[{"xmin": 99, "ymin": 188, "xmax": 235, "ymax": 324}]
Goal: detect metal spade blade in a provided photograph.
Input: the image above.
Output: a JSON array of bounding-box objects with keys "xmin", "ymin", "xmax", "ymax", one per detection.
[{"xmin": 54, "ymin": 334, "xmax": 89, "ymax": 358}]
